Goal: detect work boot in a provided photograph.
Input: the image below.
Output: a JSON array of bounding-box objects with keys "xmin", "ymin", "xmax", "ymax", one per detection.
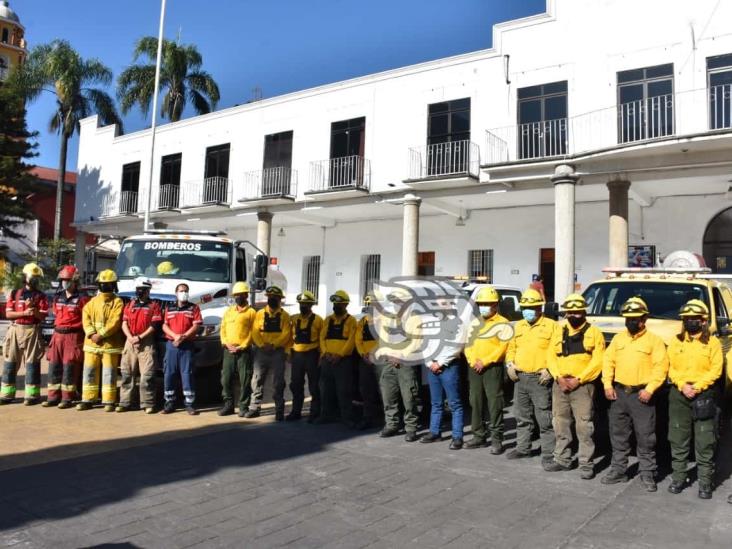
[
  {"xmin": 698, "ymin": 483, "xmax": 713, "ymax": 500},
  {"xmin": 160, "ymin": 401, "xmax": 176, "ymax": 414},
  {"xmin": 0, "ymin": 398, "xmax": 12, "ymax": 405},
  {"xmin": 275, "ymin": 410, "xmax": 285, "ymax": 421},
  {"xmin": 543, "ymin": 459, "xmax": 570, "ymax": 472},
  {"xmin": 601, "ymin": 469, "xmax": 628, "ymax": 485},
  {"xmin": 76, "ymin": 402, "xmax": 92, "ymax": 411},
  {"xmin": 244, "ymin": 409, "xmax": 260, "ymax": 419},
  {"xmin": 24, "ymin": 398, "xmax": 39, "ymax": 406},
  {"xmin": 580, "ymin": 467, "xmax": 595, "ymax": 480},
  {"xmin": 306, "ymin": 414, "xmax": 319, "ymax": 424},
  {"xmin": 42, "ymin": 400, "xmax": 59, "ymax": 408},
  {"xmin": 639, "ymin": 473, "xmax": 657, "ymax": 492},
  {"xmin": 490, "ymin": 441, "xmax": 504, "ymax": 455},
  {"xmin": 404, "ymin": 431, "xmax": 418, "ymax": 443},
  {"xmin": 144, "ymin": 407, "xmax": 157, "ymax": 414},
  {"xmin": 419, "ymin": 433, "xmax": 441, "ymax": 443},
  {"xmin": 104, "ymin": 404, "xmax": 115, "ymax": 412},
  {"xmin": 465, "ymin": 437, "xmax": 488, "ymax": 450},
  {"xmin": 115, "ymin": 405, "xmax": 128, "ymax": 413},
  {"xmin": 379, "ymin": 427, "xmax": 399, "ymax": 438},
  {"xmin": 286, "ymin": 412, "xmax": 302, "ymax": 422},
  {"xmin": 57, "ymin": 400, "xmax": 73, "ymax": 409},
  {"xmin": 218, "ymin": 402, "xmax": 234, "ymax": 416},
  {"xmin": 449, "ymin": 438, "xmax": 463, "ymax": 450},
  {"xmin": 668, "ymin": 480, "xmax": 685, "ymax": 494},
  {"xmin": 185, "ymin": 406, "xmax": 199, "ymax": 416},
  {"xmin": 506, "ymin": 449, "xmax": 531, "ymax": 460}
]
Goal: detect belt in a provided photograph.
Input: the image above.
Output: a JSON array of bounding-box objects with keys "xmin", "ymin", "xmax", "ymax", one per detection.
[
  {"xmin": 517, "ymin": 370, "xmax": 540, "ymax": 376},
  {"xmin": 12, "ymin": 323, "xmax": 39, "ymax": 329},
  {"xmin": 55, "ymin": 327, "xmax": 83, "ymax": 334},
  {"xmin": 614, "ymin": 382, "xmax": 644, "ymax": 394}
]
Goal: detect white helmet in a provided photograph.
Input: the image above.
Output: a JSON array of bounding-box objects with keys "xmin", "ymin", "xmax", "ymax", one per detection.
[{"xmin": 134, "ymin": 276, "xmax": 153, "ymax": 289}]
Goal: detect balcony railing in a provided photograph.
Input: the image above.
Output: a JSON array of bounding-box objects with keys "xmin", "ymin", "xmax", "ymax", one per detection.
[
  {"xmin": 157, "ymin": 184, "xmax": 180, "ymax": 210},
  {"xmin": 180, "ymin": 176, "xmax": 232, "ymax": 208},
  {"xmin": 119, "ymin": 190, "xmax": 138, "ymax": 215},
  {"xmin": 408, "ymin": 139, "xmax": 480, "ymax": 180},
  {"xmin": 710, "ymin": 83, "xmax": 732, "ymax": 130},
  {"xmin": 308, "ymin": 155, "xmax": 370, "ymax": 193},
  {"xmin": 242, "ymin": 167, "xmax": 297, "ymax": 201},
  {"xmin": 618, "ymin": 93, "xmax": 674, "ymax": 143}
]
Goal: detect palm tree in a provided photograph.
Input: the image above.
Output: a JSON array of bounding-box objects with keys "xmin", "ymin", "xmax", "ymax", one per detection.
[
  {"xmin": 117, "ymin": 37, "xmax": 220, "ymax": 123},
  {"xmin": 14, "ymin": 40, "xmax": 122, "ymax": 240}
]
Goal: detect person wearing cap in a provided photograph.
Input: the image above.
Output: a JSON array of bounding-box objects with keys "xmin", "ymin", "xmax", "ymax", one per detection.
[
  {"xmin": 317, "ymin": 290, "xmax": 357, "ymax": 426},
  {"xmin": 354, "ymin": 294, "xmax": 383, "ymax": 430},
  {"xmin": 118, "ymin": 277, "xmax": 162, "ymax": 414},
  {"xmin": 505, "ymin": 288, "xmax": 560, "ymax": 467},
  {"xmin": 288, "ymin": 290, "xmax": 324, "ymax": 422},
  {"xmin": 161, "ymin": 283, "xmax": 203, "ymax": 415},
  {"xmin": 1, "ymin": 263, "xmax": 49, "ymax": 405},
  {"xmin": 667, "ymin": 299, "xmax": 722, "ymax": 499},
  {"xmin": 544, "ymin": 294, "xmax": 605, "ymax": 478},
  {"xmin": 464, "ymin": 286, "xmax": 510, "ymax": 454},
  {"xmin": 219, "ymin": 282, "xmax": 256, "ymax": 418},
  {"xmin": 246, "ymin": 285, "xmax": 290, "ymax": 420},
  {"xmin": 78, "ymin": 270, "xmax": 124, "ymax": 412},
  {"xmin": 44, "ymin": 265, "xmax": 89, "ymax": 408},
  {"xmin": 601, "ymin": 296, "xmax": 669, "ymax": 491}
]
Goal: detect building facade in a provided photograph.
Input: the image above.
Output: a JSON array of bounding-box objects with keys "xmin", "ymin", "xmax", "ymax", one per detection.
[
  {"xmin": 74, "ymin": 0, "xmax": 732, "ymax": 313},
  {"xmin": 0, "ymin": 0, "xmax": 25, "ymax": 82}
]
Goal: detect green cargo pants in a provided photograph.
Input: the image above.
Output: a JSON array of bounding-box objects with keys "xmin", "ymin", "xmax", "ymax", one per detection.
[
  {"xmin": 668, "ymin": 386, "xmax": 717, "ymax": 485},
  {"xmin": 319, "ymin": 355, "xmax": 353, "ymax": 422},
  {"xmin": 221, "ymin": 347, "xmax": 253, "ymax": 411},
  {"xmin": 468, "ymin": 364, "xmax": 504, "ymax": 443},
  {"xmin": 380, "ymin": 363, "xmax": 420, "ymax": 433}
]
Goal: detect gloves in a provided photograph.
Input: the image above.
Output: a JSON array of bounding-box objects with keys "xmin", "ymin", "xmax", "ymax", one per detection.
[
  {"xmin": 538, "ymin": 369, "xmax": 553, "ymax": 386},
  {"xmin": 506, "ymin": 361, "xmax": 519, "ymax": 382}
]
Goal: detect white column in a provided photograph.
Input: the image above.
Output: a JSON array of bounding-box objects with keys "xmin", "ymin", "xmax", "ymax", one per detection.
[
  {"xmin": 607, "ymin": 180, "xmax": 630, "ymax": 269},
  {"xmin": 401, "ymin": 193, "xmax": 421, "ymax": 277},
  {"xmin": 256, "ymin": 210, "xmax": 273, "ymax": 257},
  {"xmin": 74, "ymin": 231, "xmax": 86, "ymax": 281},
  {"xmin": 552, "ymin": 164, "xmax": 578, "ymax": 304}
]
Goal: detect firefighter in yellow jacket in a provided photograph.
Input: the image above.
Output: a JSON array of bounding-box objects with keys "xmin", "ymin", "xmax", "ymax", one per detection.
[
  {"xmin": 317, "ymin": 290, "xmax": 357, "ymax": 426},
  {"xmin": 545, "ymin": 294, "xmax": 605, "ymax": 478},
  {"xmin": 78, "ymin": 270, "xmax": 124, "ymax": 411},
  {"xmin": 288, "ymin": 290, "xmax": 324, "ymax": 422},
  {"xmin": 355, "ymin": 294, "xmax": 383, "ymax": 430}
]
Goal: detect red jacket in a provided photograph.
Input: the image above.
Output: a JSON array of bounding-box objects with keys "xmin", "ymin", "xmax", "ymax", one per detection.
[
  {"xmin": 8, "ymin": 288, "xmax": 49, "ymax": 325},
  {"xmin": 53, "ymin": 292, "xmax": 90, "ymax": 330}
]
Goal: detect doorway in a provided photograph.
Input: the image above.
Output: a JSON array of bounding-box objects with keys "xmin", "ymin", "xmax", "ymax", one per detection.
[
  {"xmin": 703, "ymin": 207, "xmax": 732, "ymax": 272},
  {"xmin": 539, "ymin": 248, "xmax": 555, "ymax": 302},
  {"xmin": 418, "ymin": 251, "xmax": 435, "ymax": 276}
]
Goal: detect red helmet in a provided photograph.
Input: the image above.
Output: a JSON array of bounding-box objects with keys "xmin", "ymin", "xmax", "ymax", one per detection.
[{"xmin": 57, "ymin": 265, "xmax": 80, "ymax": 281}]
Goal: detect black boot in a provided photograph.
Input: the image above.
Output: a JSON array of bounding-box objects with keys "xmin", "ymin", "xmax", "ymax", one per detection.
[{"xmin": 218, "ymin": 401, "xmax": 234, "ymax": 416}]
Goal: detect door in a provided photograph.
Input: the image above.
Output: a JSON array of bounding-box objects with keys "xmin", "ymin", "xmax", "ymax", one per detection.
[
  {"xmin": 330, "ymin": 117, "xmax": 365, "ymax": 188},
  {"xmin": 418, "ymin": 251, "xmax": 436, "ymax": 276},
  {"xmin": 517, "ymin": 82, "xmax": 567, "ymax": 159},
  {"xmin": 427, "ymin": 98, "xmax": 471, "ymax": 175},
  {"xmin": 539, "ymin": 248, "xmax": 555, "ymax": 303},
  {"xmin": 262, "ymin": 131, "xmax": 293, "ymax": 196},
  {"xmin": 204, "ymin": 144, "xmax": 230, "ymax": 203}
]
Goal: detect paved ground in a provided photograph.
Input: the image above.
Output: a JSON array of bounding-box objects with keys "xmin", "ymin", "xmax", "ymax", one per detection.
[{"xmin": 2, "ymin": 392, "xmax": 732, "ymax": 549}]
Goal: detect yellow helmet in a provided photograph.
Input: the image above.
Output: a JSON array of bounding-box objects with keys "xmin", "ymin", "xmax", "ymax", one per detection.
[
  {"xmin": 330, "ymin": 290, "xmax": 350, "ymax": 303},
  {"xmin": 475, "ymin": 286, "xmax": 500, "ymax": 304},
  {"xmin": 157, "ymin": 261, "xmax": 179, "ymax": 276},
  {"xmin": 561, "ymin": 293, "xmax": 587, "ymax": 312},
  {"xmin": 232, "ymin": 281, "xmax": 250, "ymax": 295},
  {"xmin": 520, "ymin": 288, "xmax": 545, "ymax": 307},
  {"xmin": 22, "ymin": 263, "xmax": 43, "ymax": 278},
  {"xmin": 265, "ymin": 285, "xmax": 284, "ymax": 297},
  {"xmin": 620, "ymin": 297, "xmax": 649, "ymax": 318},
  {"xmin": 96, "ymin": 269, "xmax": 118, "ymax": 283},
  {"xmin": 296, "ymin": 290, "xmax": 317, "ymax": 304},
  {"xmin": 679, "ymin": 299, "xmax": 709, "ymax": 319}
]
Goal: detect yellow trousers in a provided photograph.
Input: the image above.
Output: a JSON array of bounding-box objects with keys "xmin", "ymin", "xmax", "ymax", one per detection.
[{"xmin": 81, "ymin": 352, "xmax": 120, "ymax": 404}]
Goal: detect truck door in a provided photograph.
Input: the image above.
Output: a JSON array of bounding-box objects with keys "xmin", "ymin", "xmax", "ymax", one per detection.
[{"xmin": 235, "ymin": 247, "xmax": 246, "ymax": 283}]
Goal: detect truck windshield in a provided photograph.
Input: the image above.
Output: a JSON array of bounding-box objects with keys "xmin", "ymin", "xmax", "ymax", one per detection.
[
  {"xmin": 583, "ymin": 281, "xmax": 709, "ymax": 320},
  {"xmin": 116, "ymin": 239, "xmax": 232, "ymax": 283}
]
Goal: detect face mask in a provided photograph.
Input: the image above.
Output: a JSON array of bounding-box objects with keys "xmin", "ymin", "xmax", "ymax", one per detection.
[
  {"xmin": 235, "ymin": 296, "xmax": 248, "ymax": 307},
  {"xmin": 99, "ymin": 283, "xmax": 115, "ymax": 294},
  {"xmin": 267, "ymin": 297, "xmax": 280, "ymax": 309},
  {"xmin": 27, "ymin": 277, "xmax": 40, "ymax": 289},
  {"xmin": 567, "ymin": 315, "xmax": 585, "ymax": 329},
  {"xmin": 522, "ymin": 309, "xmax": 538, "ymax": 323},
  {"xmin": 683, "ymin": 319, "xmax": 703, "ymax": 335},
  {"xmin": 177, "ymin": 291, "xmax": 189, "ymax": 303},
  {"xmin": 299, "ymin": 305, "xmax": 312, "ymax": 315},
  {"xmin": 625, "ymin": 318, "xmax": 643, "ymax": 335},
  {"xmin": 478, "ymin": 305, "xmax": 494, "ymax": 318},
  {"xmin": 61, "ymin": 280, "xmax": 72, "ymax": 291},
  {"xmin": 135, "ymin": 288, "xmax": 149, "ymax": 300},
  {"xmin": 333, "ymin": 304, "xmax": 346, "ymax": 316}
]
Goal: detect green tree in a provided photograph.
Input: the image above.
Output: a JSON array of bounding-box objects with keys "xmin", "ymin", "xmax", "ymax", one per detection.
[
  {"xmin": 0, "ymin": 238, "xmax": 75, "ymax": 291},
  {"xmin": 0, "ymin": 83, "xmax": 38, "ymax": 240},
  {"xmin": 13, "ymin": 40, "xmax": 123, "ymax": 241},
  {"xmin": 117, "ymin": 37, "xmax": 220, "ymax": 123}
]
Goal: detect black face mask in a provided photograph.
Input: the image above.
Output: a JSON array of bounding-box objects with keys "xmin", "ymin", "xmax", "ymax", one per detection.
[
  {"xmin": 99, "ymin": 283, "xmax": 115, "ymax": 294},
  {"xmin": 299, "ymin": 305, "xmax": 312, "ymax": 315},
  {"xmin": 567, "ymin": 315, "xmax": 585, "ymax": 329},
  {"xmin": 235, "ymin": 296, "xmax": 248, "ymax": 307},
  {"xmin": 683, "ymin": 319, "xmax": 703, "ymax": 335},
  {"xmin": 333, "ymin": 304, "xmax": 346, "ymax": 316},
  {"xmin": 267, "ymin": 297, "xmax": 280, "ymax": 309},
  {"xmin": 27, "ymin": 277, "xmax": 40, "ymax": 289},
  {"xmin": 625, "ymin": 318, "xmax": 643, "ymax": 335},
  {"xmin": 136, "ymin": 289, "xmax": 149, "ymax": 301}
]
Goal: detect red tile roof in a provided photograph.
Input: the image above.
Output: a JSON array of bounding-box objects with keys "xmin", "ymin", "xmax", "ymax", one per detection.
[{"xmin": 30, "ymin": 167, "xmax": 78, "ymax": 185}]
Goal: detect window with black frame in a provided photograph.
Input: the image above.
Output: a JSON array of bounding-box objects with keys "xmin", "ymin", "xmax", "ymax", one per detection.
[
  {"xmin": 262, "ymin": 131, "xmax": 293, "ymax": 196},
  {"xmin": 159, "ymin": 153, "xmax": 181, "ymax": 209},
  {"xmin": 329, "ymin": 118, "xmax": 365, "ymax": 188},
  {"xmin": 120, "ymin": 162, "xmax": 140, "ymax": 214},
  {"xmin": 427, "ymin": 98, "xmax": 470, "ymax": 175},
  {"xmin": 708, "ymin": 54, "xmax": 732, "ymax": 130},
  {"xmin": 203, "ymin": 144, "xmax": 230, "ymax": 204},
  {"xmin": 617, "ymin": 64, "xmax": 674, "ymax": 143},
  {"xmin": 517, "ymin": 81, "xmax": 567, "ymax": 159}
]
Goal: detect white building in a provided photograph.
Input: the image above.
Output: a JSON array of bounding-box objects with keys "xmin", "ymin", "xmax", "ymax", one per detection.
[{"xmin": 74, "ymin": 0, "xmax": 732, "ymax": 313}]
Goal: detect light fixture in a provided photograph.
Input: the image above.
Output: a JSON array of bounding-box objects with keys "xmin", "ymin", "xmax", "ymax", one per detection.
[
  {"xmin": 485, "ymin": 189, "xmax": 507, "ymax": 194},
  {"xmin": 455, "ymin": 216, "xmax": 466, "ymax": 227},
  {"xmin": 277, "ymin": 227, "xmax": 286, "ymax": 237}
]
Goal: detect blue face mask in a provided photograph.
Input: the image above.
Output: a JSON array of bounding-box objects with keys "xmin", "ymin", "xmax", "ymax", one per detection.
[
  {"xmin": 522, "ymin": 309, "xmax": 538, "ymax": 323},
  {"xmin": 478, "ymin": 305, "xmax": 493, "ymax": 318}
]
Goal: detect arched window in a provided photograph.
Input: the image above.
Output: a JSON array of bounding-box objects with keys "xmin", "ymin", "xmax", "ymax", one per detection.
[
  {"xmin": 703, "ymin": 207, "xmax": 732, "ymax": 272},
  {"xmin": 1, "ymin": 28, "xmax": 9, "ymax": 44}
]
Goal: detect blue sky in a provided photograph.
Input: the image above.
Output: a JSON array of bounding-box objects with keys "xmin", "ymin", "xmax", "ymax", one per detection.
[{"xmin": 15, "ymin": 0, "xmax": 545, "ymax": 171}]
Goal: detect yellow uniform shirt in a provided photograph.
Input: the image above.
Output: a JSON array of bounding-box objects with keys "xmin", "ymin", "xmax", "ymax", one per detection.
[
  {"xmin": 355, "ymin": 316, "xmax": 378, "ymax": 357},
  {"xmin": 251, "ymin": 306, "xmax": 291, "ymax": 349},
  {"xmin": 320, "ymin": 313, "xmax": 357, "ymax": 357},
  {"xmin": 82, "ymin": 293, "xmax": 124, "ymax": 354},
  {"xmin": 546, "ymin": 321, "xmax": 605, "ymax": 383},
  {"xmin": 602, "ymin": 329, "xmax": 669, "ymax": 394},
  {"xmin": 220, "ymin": 304, "xmax": 256, "ymax": 348},
  {"xmin": 464, "ymin": 313, "xmax": 510, "ymax": 368},
  {"xmin": 290, "ymin": 313, "xmax": 324, "ymax": 353},
  {"xmin": 668, "ymin": 334, "xmax": 723, "ymax": 393},
  {"xmin": 506, "ymin": 316, "xmax": 560, "ymax": 373}
]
